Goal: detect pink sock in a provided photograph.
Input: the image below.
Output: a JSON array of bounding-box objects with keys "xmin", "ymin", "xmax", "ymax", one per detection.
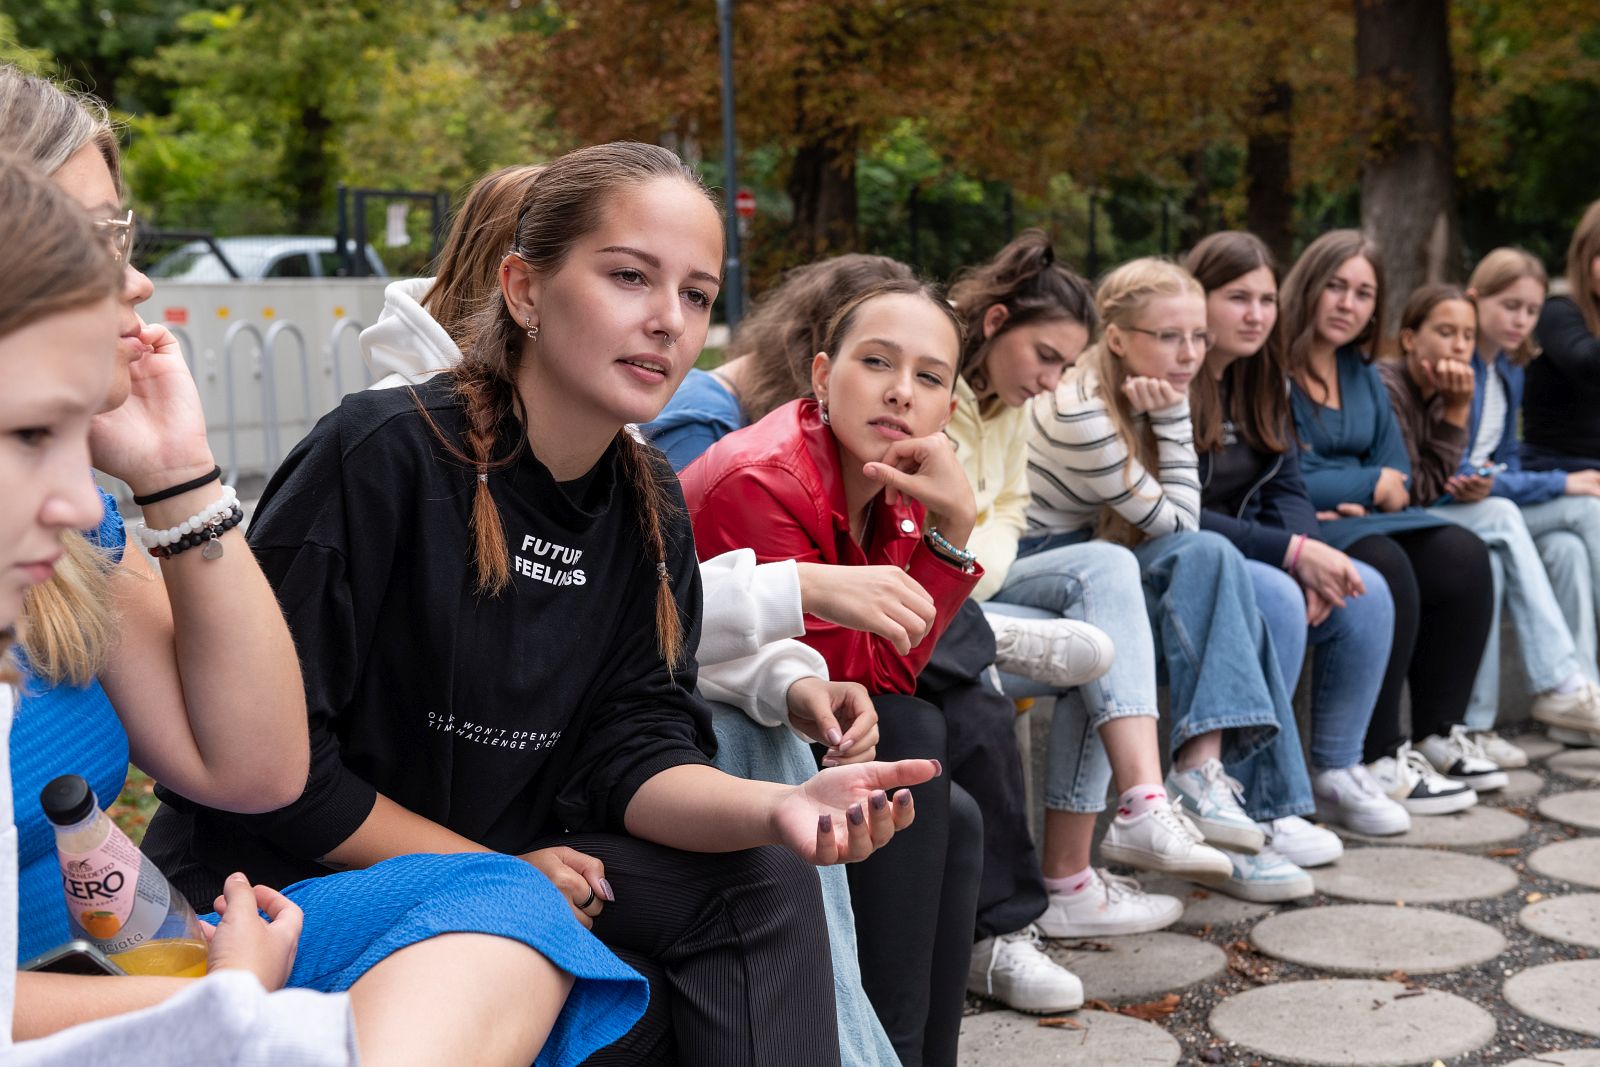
[
  {"xmin": 1043, "ymin": 866, "xmax": 1097, "ymax": 896},
  {"xmin": 1117, "ymin": 784, "xmax": 1168, "ymax": 818}
]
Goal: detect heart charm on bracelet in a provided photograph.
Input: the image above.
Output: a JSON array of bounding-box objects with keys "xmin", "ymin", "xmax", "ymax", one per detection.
[{"xmin": 201, "ymin": 538, "xmax": 224, "ymax": 560}]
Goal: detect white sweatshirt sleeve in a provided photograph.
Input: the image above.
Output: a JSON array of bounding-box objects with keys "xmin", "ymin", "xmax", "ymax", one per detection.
[{"xmin": 695, "ymin": 550, "xmax": 825, "ymax": 731}]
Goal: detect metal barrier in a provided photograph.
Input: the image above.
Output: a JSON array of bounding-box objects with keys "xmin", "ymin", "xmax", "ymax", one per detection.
[
  {"xmin": 261, "ymin": 322, "xmax": 312, "ymax": 469},
  {"xmin": 221, "ymin": 320, "xmax": 264, "ymax": 486},
  {"xmin": 327, "ymin": 318, "xmax": 368, "ymax": 398}
]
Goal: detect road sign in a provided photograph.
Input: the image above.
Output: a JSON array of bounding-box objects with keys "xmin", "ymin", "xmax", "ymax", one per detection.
[{"xmin": 735, "ymin": 188, "xmax": 757, "ymax": 220}]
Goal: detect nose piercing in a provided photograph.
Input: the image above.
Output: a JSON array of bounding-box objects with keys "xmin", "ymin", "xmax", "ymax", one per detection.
[{"xmin": 658, "ymin": 331, "xmax": 676, "ymax": 349}]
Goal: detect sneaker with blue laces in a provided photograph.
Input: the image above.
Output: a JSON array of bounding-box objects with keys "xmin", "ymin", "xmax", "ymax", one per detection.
[
  {"xmin": 1165, "ymin": 759, "xmax": 1265, "ymax": 854},
  {"xmin": 1214, "ymin": 845, "xmax": 1314, "ymax": 903}
]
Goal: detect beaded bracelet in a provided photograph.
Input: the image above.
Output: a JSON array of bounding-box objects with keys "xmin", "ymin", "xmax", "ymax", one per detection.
[
  {"xmin": 925, "ymin": 527, "xmax": 977, "ymax": 572},
  {"xmin": 149, "ymin": 504, "xmax": 244, "ymax": 560},
  {"xmin": 135, "ymin": 485, "xmax": 238, "ymax": 551}
]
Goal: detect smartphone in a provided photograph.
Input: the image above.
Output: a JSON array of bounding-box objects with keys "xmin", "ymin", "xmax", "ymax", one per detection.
[
  {"xmin": 1475, "ymin": 462, "xmax": 1508, "ymax": 477},
  {"xmin": 21, "ymin": 939, "xmax": 127, "ymax": 976}
]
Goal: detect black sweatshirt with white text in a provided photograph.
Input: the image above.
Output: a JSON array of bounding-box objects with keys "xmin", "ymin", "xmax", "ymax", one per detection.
[{"xmin": 149, "ymin": 375, "xmax": 716, "ymax": 892}]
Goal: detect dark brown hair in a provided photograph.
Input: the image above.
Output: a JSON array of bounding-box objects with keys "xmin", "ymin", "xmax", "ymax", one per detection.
[
  {"xmin": 428, "ymin": 142, "xmax": 715, "ymax": 671},
  {"xmin": 1567, "ymin": 199, "xmax": 1600, "ymax": 335},
  {"xmin": 1278, "ymin": 229, "xmax": 1386, "ymax": 398},
  {"xmin": 949, "ymin": 229, "xmax": 1097, "ymax": 417},
  {"xmin": 1185, "ymin": 231, "xmax": 1289, "ymax": 455},
  {"xmin": 817, "ymin": 278, "xmax": 966, "ymax": 376},
  {"xmin": 422, "ymin": 164, "xmax": 545, "ymax": 342},
  {"xmin": 1398, "ymin": 282, "xmax": 1472, "ymax": 352},
  {"xmin": 735, "ymin": 254, "xmax": 914, "ymax": 423}
]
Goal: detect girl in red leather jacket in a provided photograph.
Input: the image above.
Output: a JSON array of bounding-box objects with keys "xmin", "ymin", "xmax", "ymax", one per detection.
[{"xmin": 682, "ymin": 280, "xmax": 1085, "ymax": 1062}]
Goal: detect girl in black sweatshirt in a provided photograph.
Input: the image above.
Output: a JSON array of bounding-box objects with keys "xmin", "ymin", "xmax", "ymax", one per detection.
[{"xmin": 145, "ymin": 142, "xmax": 936, "ymax": 1066}]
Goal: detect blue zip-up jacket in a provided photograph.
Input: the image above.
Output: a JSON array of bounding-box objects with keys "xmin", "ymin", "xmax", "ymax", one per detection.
[{"xmin": 1456, "ymin": 350, "xmax": 1566, "ymax": 505}]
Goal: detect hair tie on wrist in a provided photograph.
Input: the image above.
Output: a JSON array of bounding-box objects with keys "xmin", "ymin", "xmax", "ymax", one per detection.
[{"xmin": 133, "ymin": 465, "xmax": 221, "ymax": 506}]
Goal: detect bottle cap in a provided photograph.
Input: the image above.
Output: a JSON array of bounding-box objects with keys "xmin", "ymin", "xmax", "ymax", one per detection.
[{"xmin": 41, "ymin": 775, "xmax": 99, "ymax": 826}]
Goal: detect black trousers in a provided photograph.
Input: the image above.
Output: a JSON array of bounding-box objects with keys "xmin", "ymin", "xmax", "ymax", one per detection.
[
  {"xmin": 565, "ymin": 836, "xmax": 839, "ymax": 1066},
  {"xmin": 1346, "ymin": 525, "xmax": 1495, "ymax": 762},
  {"xmin": 846, "ymin": 694, "xmax": 982, "ymax": 1067}
]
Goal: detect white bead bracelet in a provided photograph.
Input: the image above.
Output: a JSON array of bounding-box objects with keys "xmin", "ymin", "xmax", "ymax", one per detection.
[{"xmin": 135, "ymin": 485, "xmax": 239, "ymax": 550}]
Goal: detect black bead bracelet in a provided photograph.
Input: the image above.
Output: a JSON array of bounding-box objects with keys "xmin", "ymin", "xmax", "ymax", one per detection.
[{"xmin": 150, "ymin": 503, "xmax": 243, "ymax": 560}]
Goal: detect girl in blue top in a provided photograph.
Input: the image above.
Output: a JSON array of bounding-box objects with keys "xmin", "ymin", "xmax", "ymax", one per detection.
[{"xmin": 1282, "ymin": 230, "xmax": 1496, "ymax": 816}]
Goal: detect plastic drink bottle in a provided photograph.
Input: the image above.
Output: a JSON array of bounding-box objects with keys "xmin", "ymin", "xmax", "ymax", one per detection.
[{"xmin": 42, "ymin": 774, "xmax": 209, "ymax": 977}]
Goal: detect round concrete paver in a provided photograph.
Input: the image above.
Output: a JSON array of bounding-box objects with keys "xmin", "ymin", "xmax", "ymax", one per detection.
[
  {"xmin": 1044, "ymin": 931, "xmax": 1224, "ymax": 1005},
  {"xmin": 1520, "ymin": 893, "xmax": 1600, "ymax": 949},
  {"xmin": 957, "ymin": 1008, "xmax": 1180, "ymax": 1066},
  {"xmin": 1141, "ymin": 875, "xmax": 1274, "ymax": 931},
  {"xmin": 1539, "ymin": 789, "xmax": 1600, "ymax": 832},
  {"xmin": 1496, "ymin": 768, "xmax": 1545, "ymax": 799},
  {"xmin": 1549, "ymin": 748, "xmax": 1600, "ymax": 783},
  {"xmin": 1337, "ymin": 805, "xmax": 1527, "ymax": 849},
  {"xmin": 1505, "ymin": 1053, "xmax": 1600, "ymax": 1067},
  {"xmin": 1312, "ymin": 847, "xmax": 1518, "ymax": 903},
  {"xmin": 1209, "ymin": 979, "xmax": 1494, "ymax": 1066},
  {"xmin": 1530, "ymin": 837, "xmax": 1600, "ymax": 889},
  {"xmin": 1504, "ymin": 959, "xmax": 1600, "ymax": 1037},
  {"xmin": 1510, "ymin": 733, "xmax": 1567, "ymax": 762},
  {"xmin": 1250, "ymin": 904, "xmax": 1505, "ymax": 974}
]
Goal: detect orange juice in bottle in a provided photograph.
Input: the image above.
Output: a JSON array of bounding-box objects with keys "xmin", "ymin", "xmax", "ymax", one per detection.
[{"xmin": 42, "ymin": 774, "xmax": 209, "ymax": 977}]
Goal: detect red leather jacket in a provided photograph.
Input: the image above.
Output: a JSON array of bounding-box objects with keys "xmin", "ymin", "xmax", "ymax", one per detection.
[{"xmin": 680, "ymin": 398, "xmax": 981, "ymax": 694}]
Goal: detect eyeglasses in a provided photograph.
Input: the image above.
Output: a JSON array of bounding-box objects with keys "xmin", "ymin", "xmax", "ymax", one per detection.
[
  {"xmin": 93, "ymin": 209, "xmax": 136, "ymax": 264},
  {"xmin": 1123, "ymin": 325, "xmax": 1215, "ymax": 353}
]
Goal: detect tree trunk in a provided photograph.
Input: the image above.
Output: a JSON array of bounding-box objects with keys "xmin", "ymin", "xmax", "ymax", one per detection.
[
  {"xmin": 1356, "ymin": 0, "xmax": 1458, "ymax": 342},
  {"xmin": 1246, "ymin": 78, "xmax": 1295, "ymax": 267},
  {"xmin": 787, "ymin": 127, "xmax": 860, "ymax": 260},
  {"xmin": 285, "ymin": 104, "xmax": 335, "ymax": 232}
]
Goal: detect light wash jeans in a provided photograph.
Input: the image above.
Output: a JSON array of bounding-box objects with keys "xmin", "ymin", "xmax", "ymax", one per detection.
[
  {"xmin": 709, "ymin": 704, "xmax": 901, "ymax": 1067},
  {"xmin": 1432, "ymin": 496, "xmax": 1596, "ymax": 730},
  {"xmin": 1010, "ymin": 530, "xmax": 1297, "ymax": 819},
  {"xmin": 986, "ymin": 540, "xmax": 1160, "ymax": 813},
  {"xmin": 1245, "ymin": 559, "xmax": 1393, "ymax": 781}
]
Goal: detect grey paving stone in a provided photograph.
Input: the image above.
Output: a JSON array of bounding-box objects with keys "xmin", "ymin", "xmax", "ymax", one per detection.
[
  {"xmin": 1549, "ymin": 748, "xmax": 1600, "ymax": 783},
  {"xmin": 956, "ymin": 1008, "xmax": 1180, "ymax": 1066},
  {"xmin": 1336, "ymin": 805, "xmax": 1528, "ymax": 849},
  {"xmin": 1311, "ymin": 847, "xmax": 1519, "ymax": 903},
  {"xmin": 1044, "ymin": 931, "xmax": 1224, "ymax": 1005},
  {"xmin": 1504, "ymin": 1053, "xmax": 1600, "ymax": 1067},
  {"xmin": 1529, "ymin": 837, "xmax": 1600, "ymax": 889},
  {"xmin": 1208, "ymin": 979, "xmax": 1495, "ymax": 1066},
  {"xmin": 1520, "ymin": 893, "xmax": 1600, "ymax": 949},
  {"xmin": 1250, "ymin": 903, "xmax": 1505, "ymax": 974},
  {"xmin": 1140, "ymin": 875, "xmax": 1274, "ymax": 931},
  {"xmin": 1503, "ymin": 959, "xmax": 1600, "ymax": 1037},
  {"xmin": 1495, "ymin": 768, "xmax": 1546, "ymax": 799},
  {"xmin": 1510, "ymin": 733, "xmax": 1567, "ymax": 762},
  {"xmin": 1539, "ymin": 789, "xmax": 1600, "ymax": 832}
]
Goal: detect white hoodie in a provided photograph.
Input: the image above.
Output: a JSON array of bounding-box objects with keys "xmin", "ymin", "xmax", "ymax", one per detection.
[{"xmin": 358, "ymin": 279, "xmax": 826, "ymax": 728}]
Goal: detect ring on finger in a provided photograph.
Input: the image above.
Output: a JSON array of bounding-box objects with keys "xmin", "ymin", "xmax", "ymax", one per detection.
[{"xmin": 576, "ymin": 889, "xmax": 597, "ymax": 911}]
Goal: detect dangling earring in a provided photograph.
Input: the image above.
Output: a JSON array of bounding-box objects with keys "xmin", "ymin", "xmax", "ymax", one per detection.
[
  {"xmin": 820, "ymin": 405, "xmax": 831, "ymax": 426},
  {"xmin": 526, "ymin": 316, "xmax": 539, "ymax": 342}
]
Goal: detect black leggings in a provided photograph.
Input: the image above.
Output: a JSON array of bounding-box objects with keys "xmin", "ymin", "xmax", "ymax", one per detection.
[
  {"xmin": 1345, "ymin": 525, "xmax": 1495, "ymax": 762},
  {"xmin": 846, "ymin": 694, "xmax": 983, "ymax": 1067},
  {"xmin": 568, "ymin": 836, "xmax": 838, "ymax": 1066}
]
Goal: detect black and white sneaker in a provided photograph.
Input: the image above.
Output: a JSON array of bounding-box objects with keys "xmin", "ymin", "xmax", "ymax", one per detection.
[
  {"xmin": 1366, "ymin": 742, "xmax": 1478, "ymax": 815},
  {"xmin": 1417, "ymin": 725, "xmax": 1509, "ymax": 792}
]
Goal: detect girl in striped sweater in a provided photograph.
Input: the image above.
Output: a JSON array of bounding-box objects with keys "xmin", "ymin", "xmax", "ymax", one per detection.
[{"xmin": 1024, "ymin": 258, "xmax": 1325, "ymax": 902}]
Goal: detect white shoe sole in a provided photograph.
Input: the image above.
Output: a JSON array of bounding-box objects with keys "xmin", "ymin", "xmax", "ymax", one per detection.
[
  {"xmin": 1548, "ymin": 726, "xmax": 1600, "ymax": 747},
  {"xmin": 1036, "ymin": 899, "xmax": 1183, "ymax": 939},
  {"xmin": 1186, "ymin": 814, "xmax": 1266, "ymax": 854},
  {"xmin": 1100, "ymin": 842, "xmax": 1232, "ymax": 886},
  {"xmin": 1315, "ymin": 799, "xmax": 1411, "ymax": 836},
  {"xmin": 1447, "ymin": 771, "xmax": 1507, "ymax": 792},
  {"xmin": 1273, "ymin": 839, "xmax": 1344, "ymax": 868},
  {"xmin": 1482, "ymin": 749, "xmax": 1529, "ymax": 769},
  {"xmin": 1533, "ymin": 706, "xmax": 1600, "ymax": 734},
  {"xmin": 1400, "ymin": 789, "xmax": 1478, "ymax": 815},
  {"xmin": 966, "ymin": 984, "xmax": 1084, "ymax": 1014},
  {"xmin": 1218, "ymin": 873, "xmax": 1315, "ymax": 903}
]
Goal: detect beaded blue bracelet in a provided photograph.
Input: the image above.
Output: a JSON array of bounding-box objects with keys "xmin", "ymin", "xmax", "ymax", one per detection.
[{"xmin": 925, "ymin": 527, "xmax": 976, "ymax": 569}]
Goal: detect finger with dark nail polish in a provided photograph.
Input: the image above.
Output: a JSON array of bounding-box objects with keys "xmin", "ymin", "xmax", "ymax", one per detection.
[
  {"xmin": 870, "ymin": 790, "xmax": 887, "ymax": 811},
  {"xmin": 847, "ymin": 804, "xmax": 865, "ymax": 826},
  {"xmin": 819, "ymin": 813, "xmax": 833, "ymax": 834}
]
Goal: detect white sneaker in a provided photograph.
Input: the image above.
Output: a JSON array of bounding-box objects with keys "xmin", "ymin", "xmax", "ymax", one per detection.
[
  {"xmin": 1312, "ymin": 764, "xmax": 1412, "ymax": 836},
  {"xmin": 1548, "ymin": 725, "xmax": 1600, "ymax": 747},
  {"xmin": 1417, "ymin": 726, "xmax": 1509, "ymax": 792},
  {"xmin": 1367, "ymin": 742, "xmax": 1478, "ymax": 815},
  {"xmin": 1216, "ymin": 845, "xmax": 1314, "ymax": 902},
  {"xmin": 1259, "ymin": 816, "xmax": 1343, "ymax": 868},
  {"xmin": 1532, "ymin": 684, "xmax": 1600, "ymax": 734},
  {"xmin": 1035, "ymin": 869, "xmax": 1183, "ymax": 938},
  {"xmin": 1101, "ymin": 800, "xmax": 1233, "ymax": 885},
  {"xmin": 1165, "ymin": 759, "xmax": 1266, "ymax": 853},
  {"xmin": 986, "ymin": 611, "xmax": 1115, "ymax": 689},
  {"xmin": 968, "ymin": 925, "xmax": 1085, "ymax": 1014},
  {"xmin": 1469, "ymin": 730, "xmax": 1528, "ymax": 769}
]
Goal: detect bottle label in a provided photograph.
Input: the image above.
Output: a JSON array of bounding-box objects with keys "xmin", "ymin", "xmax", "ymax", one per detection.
[{"xmin": 58, "ymin": 831, "xmax": 175, "ymax": 955}]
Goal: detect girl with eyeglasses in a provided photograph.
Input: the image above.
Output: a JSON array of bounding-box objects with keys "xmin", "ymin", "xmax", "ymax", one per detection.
[
  {"xmin": 1185, "ymin": 231, "xmax": 1409, "ymax": 846},
  {"xmin": 1025, "ymin": 258, "xmax": 1321, "ymax": 903},
  {"xmin": 1283, "ymin": 230, "xmax": 1501, "ymax": 816}
]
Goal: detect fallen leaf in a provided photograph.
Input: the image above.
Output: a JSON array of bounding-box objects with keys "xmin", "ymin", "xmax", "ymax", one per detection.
[
  {"xmin": 1081, "ymin": 999, "xmax": 1116, "ymax": 1013},
  {"xmin": 1037, "ymin": 1016, "xmax": 1084, "ymax": 1030},
  {"xmin": 1527, "ymin": 892, "xmax": 1545, "ymax": 903},
  {"xmin": 1199, "ymin": 922, "xmax": 1215, "ymax": 938},
  {"xmin": 1189, "ymin": 888, "xmax": 1211, "ymax": 900},
  {"xmin": 1383, "ymin": 969, "xmax": 1410, "ymax": 984},
  {"xmin": 1114, "ymin": 993, "xmax": 1182, "ymax": 1022},
  {"xmin": 1487, "ymin": 847, "xmax": 1520, "ymax": 857}
]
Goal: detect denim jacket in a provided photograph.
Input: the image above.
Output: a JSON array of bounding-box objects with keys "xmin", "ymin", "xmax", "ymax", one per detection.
[{"xmin": 1458, "ymin": 351, "xmax": 1566, "ymax": 505}]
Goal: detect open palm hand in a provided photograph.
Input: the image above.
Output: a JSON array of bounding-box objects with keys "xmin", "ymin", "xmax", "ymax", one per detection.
[{"xmin": 771, "ymin": 758, "xmax": 940, "ymax": 865}]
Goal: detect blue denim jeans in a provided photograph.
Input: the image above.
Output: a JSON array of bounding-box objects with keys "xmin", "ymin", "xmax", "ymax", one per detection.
[
  {"xmin": 708, "ymin": 705, "xmax": 899, "ymax": 1067},
  {"xmin": 987, "ymin": 540, "xmax": 1160, "ymax": 813},
  {"xmin": 1014, "ymin": 529, "xmax": 1294, "ymax": 819},
  {"xmin": 1245, "ymin": 559, "xmax": 1393, "ymax": 777},
  {"xmin": 1433, "ymin": 496, "xmax": 1591, "ymax": 729}
]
